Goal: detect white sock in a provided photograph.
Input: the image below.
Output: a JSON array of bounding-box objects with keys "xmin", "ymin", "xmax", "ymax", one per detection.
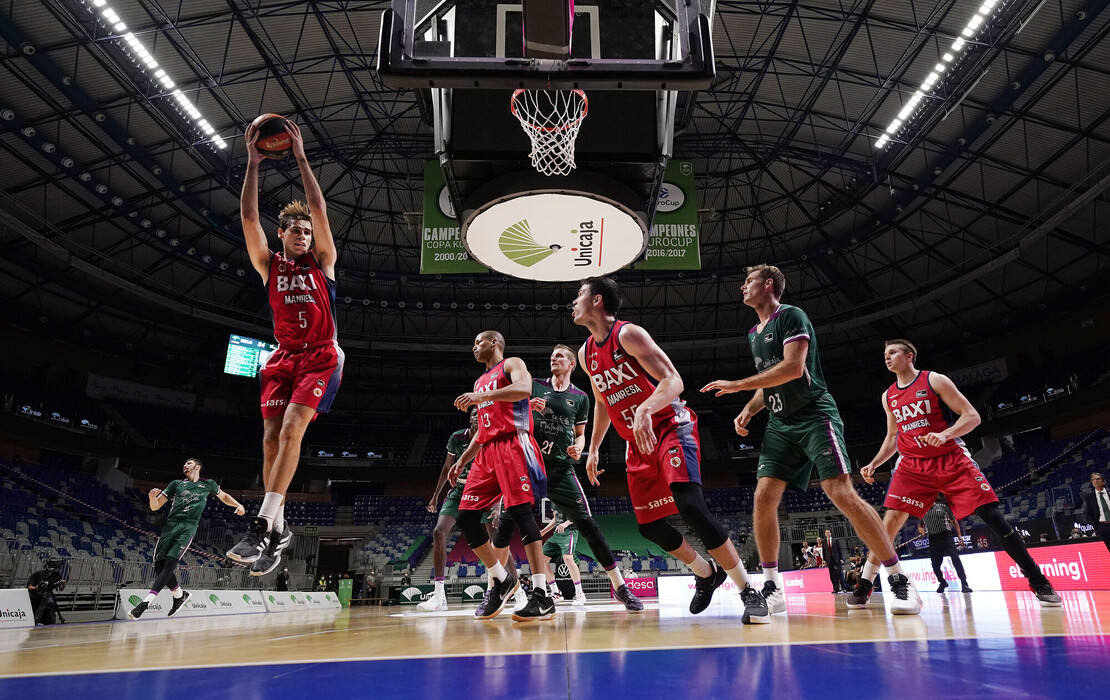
[
  {"xmin": 273, "ymin": 502, "xmax": 285, "ymax": 533},
  {"xmin": 687, "ymin": 555, "xmax": 713, "ymax": 578},
  {"xmin": 725, "ymin": 563, "xmax": 750, "ymax": 588},
  {"xmin": 884, "ymin": 561, "xmax": 905, "ymax": 577},
  {"xmin": 762, "ymin": 565, "xmax": 783, "ymax": 587},
  {"xmin": 170, "ymin": 587, "xmax": 183, "ymax": 599},
  {"xmin": 143, "ymin": 592, "xmax": 157, "ymax": 603},
  {"xmin": 862, "ymin": 560, "xmax": 879, "ymax": 583},
  {"xmin": 488, "ymin": 561, "xmax": 508, "ymax": 583},
  {"xmin": 532, "ymin": 573, "xmax": 547, "ymax": 594},
  {"xmin": 434, "ymin": 580, "xmax": 445, "ymax": 598},
  {"xmin": 573, "ymin": 581, "xmax": 585, "ymax": 598},
  {"xmin": 258, "ymin": 491, "xmax": 282, "ymax": 529},
  {"xmin": 605, "ymin": 566, "xmax": 626, "ymax": 589}
]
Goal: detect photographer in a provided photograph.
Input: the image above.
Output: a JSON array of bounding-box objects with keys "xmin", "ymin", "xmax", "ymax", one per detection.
[{"xmin": 27, "ymin": 559, "xmax": 66, "ymax": 625}]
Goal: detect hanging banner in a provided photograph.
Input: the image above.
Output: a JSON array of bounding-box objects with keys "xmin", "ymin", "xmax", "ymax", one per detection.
[
  {"xmin": 421, "ymin": 162, "xmax": 489, "ymax": 274},
  {"xmin": 637, "ymin": 160, "xmax": 701, "ymax": 270}
]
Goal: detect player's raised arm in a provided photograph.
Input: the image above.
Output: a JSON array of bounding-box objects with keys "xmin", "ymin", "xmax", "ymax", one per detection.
[
  {"xmin": 286, "ymin": 121, "xmax": 336, "ymax": 277},
  {"xmin": 148, "ymin": 488, "xmax": 168, "ymax": 511},
  {"xmin": 240, "ymin": 124, "xmax": 272, "ymax": 282}
]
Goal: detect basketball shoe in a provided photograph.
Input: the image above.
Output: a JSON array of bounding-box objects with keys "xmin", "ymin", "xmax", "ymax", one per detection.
[
  {"xmin": 1032, "ymin": 580, "xmax": 1062, "ymax": 607},
  {"xmin": 740, "ymin": 585, "xmax": 771, "ymax": 625},
  {"xmin": 511, "ymin": 588, "xmax": 556, "ymax": 621},
  {"xmin": 846, "ymin": 578, "xmax": 874, "ymax": 609},
  {"xmin": 127, "ymin": 601, "xmax": 148, "ymax": 620},
  {"xmin": 888, "ymin": 573, "xmax": 923, "ymax": 615},
  {"xmin": 417, "ymin": 594, "xmax": 448, "ymax": 612},
  {"xmin": 167, "ymin": 590, "xmax": 191, "ymax": 617},
  {"xmin": 760, "ymin": 579, "xmax": 786, "ymax": 614},
  {"xmin": 475, "ymin": 569, "xmax": 519, "ymax": 619},
  {"xmin": 614, "ymin": 584, "xmax": 644, "ymax": 612},
  {"xmin": 250, "ymin": 522, "xmax": 292, "ymax": 576},
  {"xmin": 227, "ymin": 516, "xmax": 270, "ymax": 564},
  {"xmin": 689, "ymin": 562, "xmax": 727, "ymax": 614}
]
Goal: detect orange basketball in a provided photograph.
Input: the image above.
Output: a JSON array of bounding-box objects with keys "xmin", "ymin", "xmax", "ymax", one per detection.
[{"xmin": 250, "ymin": 113, "xmax": 292, "ymax": 159}]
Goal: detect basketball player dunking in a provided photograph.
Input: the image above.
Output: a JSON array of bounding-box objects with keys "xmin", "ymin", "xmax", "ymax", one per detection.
[
  {"xmin": 702, "ymin": 265, "xmax": 922, "ymax": 615},
  {"xmin": 451, "ymin": 331, "xmax": 555, "ymax": 621},
  {"xmin": 852, "ymin": 340, "xmax": 1061, "ymax": 607},
  {"xmin": 574, "ymin": 277, "xmax": 770, "ymax": 624},
  {"xmin": 227, "ymin": 119, "xmax": 343, "ymax": 575}
]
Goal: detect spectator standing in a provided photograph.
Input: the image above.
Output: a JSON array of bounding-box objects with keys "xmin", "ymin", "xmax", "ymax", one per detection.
[{"xmin": 1083, "ymin": 472, "xmax": 1110, "ymax": 554}]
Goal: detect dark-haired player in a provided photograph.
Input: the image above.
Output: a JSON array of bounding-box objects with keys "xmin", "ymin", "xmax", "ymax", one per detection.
[
  {"xmin": 702, "ymin": 264, "xmax": 922, "ymax": 615},
  {"xmin": 451, "ymin": 331, "xmax": 554, "ymax": 620},
  {"xmin": 574, "ymin": 277, "xmax": 769, "ymax": 624},
  {"xmin": 129, "ymin": 458, "xmax": 245, "ymax": 619},
  {"xmin": 491, "ymin": 344, "xmax": 644, "ymax": 612},
  {"xmin": 853, "ymin": 339, "xmax": 1061, "ymax": 607},
  {"xmin": 227, "ymin": 119, "xmax": 343, "ymax": 576}
]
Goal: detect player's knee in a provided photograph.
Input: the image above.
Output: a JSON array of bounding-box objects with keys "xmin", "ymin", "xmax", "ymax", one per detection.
[
  {"xmin": 638, "ymin": 518, "xmax": 685, "ymax": 552},
  {"xmin": 506, "ymin": 504, "xmax": 542, "ymax": 544},
  {"xmin": 672, "ymin": 484, "xmax": 728, "ymax": 550},
  {"xmin": 975, "ymin": 503, "xmax": 1011, "ymax": 534},
  {"xmin": 492, "ymin": 518, "xmax": 515, "ymax": 549},
  {"xmin": 432, "ymin": 522, "xmax": 452, "ymax": 543},
  {"xmin": 753, "ymin": 480, "xmax": 784, "ymax": 510},
  {"xmin": 457, "ymin": 510, "xmax": 490, "ymax": 548}
]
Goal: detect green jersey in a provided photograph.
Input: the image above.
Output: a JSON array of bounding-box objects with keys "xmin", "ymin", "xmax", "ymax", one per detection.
[
  {"xmin": 161, "ymin": 479, "xmax": 219, "ymax": 529},
  {"xmin": 748, "ymin": 304, "xmax": 829, "ymax": 421},
  {"xmin": 531, "ymin": 378, "xmax": 590, "ymax": 470},
  {"xmin": 446, "ymin": 428, "xmax": 476, "ymax": 485}
]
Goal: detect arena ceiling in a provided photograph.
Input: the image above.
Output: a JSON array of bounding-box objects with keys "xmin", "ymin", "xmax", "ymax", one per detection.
[{"xmin": 1, "ymin": 0, "xmax": 1109, "ymax": 386}]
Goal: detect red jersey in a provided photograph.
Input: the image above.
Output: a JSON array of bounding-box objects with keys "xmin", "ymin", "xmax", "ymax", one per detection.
[
  {"xmin": 585, "ymin": 320, "xmax": 694, "ymax": 449},
  {"xmin": 474, "ymin": 359, "xmax": 534, "ymax": 442},
  {"xmin": 266, "ymin": 252, "xmax": 337, "ymax": 349},
  {"xmin": 886, "ymin": 370, "xmax": 959, "ymax": 458}
]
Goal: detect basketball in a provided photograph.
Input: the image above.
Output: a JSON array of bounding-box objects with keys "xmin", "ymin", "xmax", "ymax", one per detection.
[{"xmin": 250, "ymin": 113, "xmax": 292, "ymax": 159}]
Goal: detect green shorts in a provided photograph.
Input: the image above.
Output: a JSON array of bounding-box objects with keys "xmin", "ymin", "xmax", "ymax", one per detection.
[
  {"xmin": 439, "ymin": 483, "xmax": 491, "ymax": 522},
  {"xmin": 543, "ymin": 464, "xmax": 593, "ymax": 523},
  {"xmin": 756, "ymin": 394, "xmax": 852, "ymax": 491},
  {"xmin": 154, "ymin": 522, "xmax": 197, "ymax": 561},
  {"xmin": 543, "ymin": 529, "xmax": 578, "ymax": 560}
]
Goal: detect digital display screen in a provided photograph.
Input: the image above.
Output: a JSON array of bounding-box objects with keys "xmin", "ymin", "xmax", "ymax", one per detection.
[{"xmin": 223, "ymin": 334, "xmax": 276, "ymax": 378}]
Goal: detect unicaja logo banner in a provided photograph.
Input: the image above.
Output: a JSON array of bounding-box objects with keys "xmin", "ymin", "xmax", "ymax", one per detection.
[{"xmin": 499, "ymin": 220, "xmax": 555, "ymax": 267}]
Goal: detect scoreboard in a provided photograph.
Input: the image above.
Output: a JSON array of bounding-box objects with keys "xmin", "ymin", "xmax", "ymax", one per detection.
[{"xmin": 223, "ymin": 334, "xmax": 276, "ymax": 378}]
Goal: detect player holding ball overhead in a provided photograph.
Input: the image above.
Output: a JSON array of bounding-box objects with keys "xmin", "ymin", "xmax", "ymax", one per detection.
[{"xmin": 226, "ymin": 115, "xmax": 344, "ymax": 576}]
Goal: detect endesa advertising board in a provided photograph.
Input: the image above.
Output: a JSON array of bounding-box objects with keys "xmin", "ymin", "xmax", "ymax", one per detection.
[{"xmin": 609, "ymin": 577, "xmax": 658, "ymax": 600}]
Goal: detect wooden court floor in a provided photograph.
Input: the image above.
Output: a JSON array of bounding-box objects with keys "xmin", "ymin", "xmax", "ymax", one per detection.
[{"xmin": 2, "ymin": 590, "xmax": 1108, "ymax": 698}]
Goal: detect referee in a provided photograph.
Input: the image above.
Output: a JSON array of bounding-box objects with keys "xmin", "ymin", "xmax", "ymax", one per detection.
[{"xmin": 919, "ymin": 496, "xmax": 970, "ymax": 593}]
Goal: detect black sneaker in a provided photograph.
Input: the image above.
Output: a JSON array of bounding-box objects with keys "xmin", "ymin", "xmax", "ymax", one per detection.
[
  {"xmin": 167, "ymin": 590, "xmax": 191, "ymax": 617},
  {"xmin": 127, "ymin": 600, "xmax": 148, "ymax": 620},
  {"xmin": 226, "ymin": 516, "xmax": 270, "ymax": 564},
  {"xmin": 962, "ymin": 583, "xmax": 973, "ymax": 593},
  {"xmin": 740, "ymin": 585, "xmax": 771, "ymax": 625},
  {"xmin": 250, "ymin": 525, "xmax": 290, "ymax": 577},
  {"xmin": 689, "ymin": 562, "xmax": 727, "ymax": 614},
  {"xmin": 271, "ymin": 522, "xmax": 293, "ymax": 554},
  {"xmin": 614, "ymin": 584, "xmax": 645, "ymax": 612},
  {"xmin": 475, "ymin": 569, "xmax": 519, "ymax": 619},
  {"xmin": 760, "ymin": 579, "xmax": 786, "ymax": 613},
  {"xmin": 1031, "ymin": 580, "xmax": 1062, "ymax": 607},
  {"xmin": 846, "ymin": 578, "xmax": 874, "ymax": 609},
  {"xmin": 936, "ymin": 580, "xmax": 948, "ymax": 593},
  {"xmin": 511, "ymin": 588, "xmax": 556, "ymax": 621}
]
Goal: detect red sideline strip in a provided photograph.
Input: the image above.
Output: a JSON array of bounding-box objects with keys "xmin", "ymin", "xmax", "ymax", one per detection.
[{"xmin": 1, "ymin": 463, "xmax": 245, "ymax": 568}]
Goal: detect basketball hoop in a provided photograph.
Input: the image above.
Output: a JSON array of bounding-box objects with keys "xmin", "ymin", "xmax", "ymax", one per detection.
[{"xmin": 510, "ymin": 89, "xmax": 588, "ymax": 177}]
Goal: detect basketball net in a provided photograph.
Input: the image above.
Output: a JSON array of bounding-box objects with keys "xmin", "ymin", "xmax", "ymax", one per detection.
[{"xmin": 510, "ymin": 89, "xmax": 588, "ymax": 176}]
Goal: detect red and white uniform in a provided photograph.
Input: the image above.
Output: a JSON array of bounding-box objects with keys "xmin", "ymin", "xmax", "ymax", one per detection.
[
  {"xmin": 259, "ymin": 251, "xmax": 344, "ymax": 419},
  {"xmin": 883, "ymin": 371, "xmax": 998, "ymax": 519},
  {"xmin": 460, "ymin": 360, "xmax": 546, "ymax": 511},
  {"xmin": 585, "ymin": 321, "xmax": 700, "ymax": 524}
]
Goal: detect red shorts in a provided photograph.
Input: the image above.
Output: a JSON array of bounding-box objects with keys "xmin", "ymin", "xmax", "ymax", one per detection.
[
  {"xmin": 459, "ymin": 431, "xmax": 547, "ymax": 512},
  {"xmin": 625, "ymin": 420, "xmax": 701, "ymax": 524},
  {"xmin": 259, "ymin": 342, "xmax": 344, "ymax": 419},
  {"xmin": 884, "ymin": 447, "xmax": 998, "ymax": 519}
]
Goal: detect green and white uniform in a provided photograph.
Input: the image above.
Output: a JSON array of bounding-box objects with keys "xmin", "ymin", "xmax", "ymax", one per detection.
[
  {"xmin": 532, "ymin": 378, "xmax": 592, "ymax": 522},
  {"xmin": 155, "ymin": 478, "xmax": 219, "ymax": 561},
  {"xmin": 439, "ymin": 428, "xmax": 476, "ymax": 519},
  {"xmin": 749, "ymin": 304, "xmax": 851, "ymax": 491},
  {"xmin": 543, "ymin": 512, "xmax": 579, "ymax": 560}
]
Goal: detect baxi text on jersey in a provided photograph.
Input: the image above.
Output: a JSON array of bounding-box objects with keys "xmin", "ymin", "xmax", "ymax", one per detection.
[
  {"xmin": 276, "ymin": 273, "xmax": 318, "ymax": 292},
  {"xmin": 591, "ymin": 361, "xmax": 640, "ymax": 393}
]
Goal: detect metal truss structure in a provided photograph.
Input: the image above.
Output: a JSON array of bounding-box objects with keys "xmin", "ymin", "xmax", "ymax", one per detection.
[{"xmin": 1, "ymin": 0, "xmax": 1108, "ymax": 404}]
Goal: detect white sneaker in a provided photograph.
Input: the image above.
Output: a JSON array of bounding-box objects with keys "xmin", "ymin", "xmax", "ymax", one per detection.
[
  {"xmin": 888, "ymin": 573, "xmax": 923, "ymax": 615},
  {"xmin": 760, "ymin": 580, "xmax": 787, "ymax": 614},
  {"xmin": 417, "ymin": 595, "xmax": 447, "ymax": 612},
  {"xmin": 512, "ymin": 585, "xmax": 530, "ymax": 612},
  {"xmin": 572, "ymin": 594, "xmax": 586, "ymax": 608}
]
